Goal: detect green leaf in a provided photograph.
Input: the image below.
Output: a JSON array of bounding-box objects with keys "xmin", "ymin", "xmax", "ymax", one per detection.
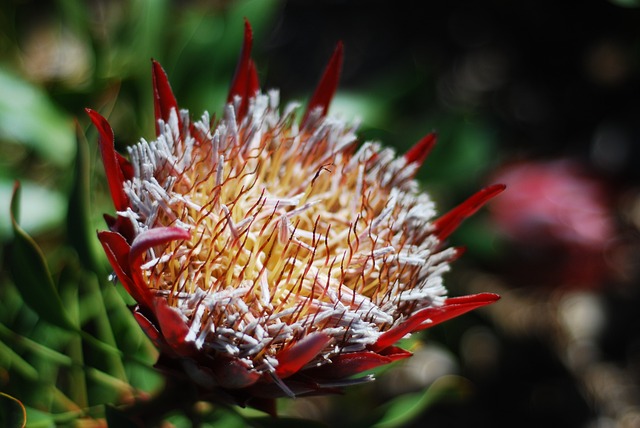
[
  {"xmin": 58, "ymin": 262, "xmax": 88, "ymax": 409},
  {"xmin": 67, "ymin": 124, "xmax": 102, "ymax": 270},
  {"xmin": 23, "ymin": 407, "xmax": 56, "ymax": 428},
  {"xmin": 0, "ymin": 392, "xmax": 26, "ymax": 428},
  {"xmin": 0, "ymin": 323, "xmax": 73, "ymax": 368},
  {"xmin": 0, "ymin": 339, "xmax": 40, "ymax": 381},
  {"xmin": 0, "ymin": 178, "xmax": 66, "ymax": 241},
  {"xmin": 373, "ymin": 375, "xmax": 471, "ymax": 428},
  {"xmin": 9, "ymin": 182, "xmax": 77, "ymax": 332},
  {"xmin": 0, "ymin": 68, "xmax": 74, "ymax": 166}
]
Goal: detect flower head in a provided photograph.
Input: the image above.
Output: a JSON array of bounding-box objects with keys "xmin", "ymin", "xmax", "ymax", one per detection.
[{"xmin": 89, "ymin": 21, "xmax": 503, "ymax": 413}]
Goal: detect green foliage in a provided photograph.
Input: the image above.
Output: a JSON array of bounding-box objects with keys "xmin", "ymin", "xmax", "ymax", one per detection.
[
  {"xmin": 10, "ymin": 183, "xmax": 77, "ymax": 332},
  {"xmin": 373, "ymin": 375, "xmax": 471, "ymax": 428},
  {"xmin": 4, "ymin": 183, "xmax": 160, "ymax": 425}
]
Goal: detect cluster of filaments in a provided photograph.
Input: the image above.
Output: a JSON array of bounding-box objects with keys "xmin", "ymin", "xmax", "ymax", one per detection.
[{"xmin": 120, "ymin": 91, "xmax": 455, "ymax": 373}]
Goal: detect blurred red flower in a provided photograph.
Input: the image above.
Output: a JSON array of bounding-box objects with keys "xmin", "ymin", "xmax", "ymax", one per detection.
[{"xmin": 489, "ymin": 158, "xmax": 617, "ymax": 288}]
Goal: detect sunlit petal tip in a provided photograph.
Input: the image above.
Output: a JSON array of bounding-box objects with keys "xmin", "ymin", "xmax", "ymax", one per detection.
[
  {"xmin": 413, "ymin": 292, "xmax": 500, "ymax": 332},
  {"xmin": 151, "ymin": 59, "xmax": 181, "ymax": 136},
  {"xmin": 433, "ymin": 184, "xmax": 506, "ymax": 241},
  {"xmin": 444, "ymin": 292, "xmax": 501, "ymax": 307},
  {"xmin": 86, "ymin": 109, "xmax": 129, "ymax": 212},
  {"xmin": 275, "ymin": 332, "xmax": 332, "ymax": 378},
  {"xmin": 227, "ymin": 18, "xmax": 256, "ymax": 120},
  {"xmin": 302, "ymin": 41, "xmax": 344, "ymax": 127},
  {"xmin": 404, "ymin": 131, "xmax": 437, "ymax": 167},
  {"xmin": 129, "ymin": 227, "xmax": 191, "ymax": 266}
]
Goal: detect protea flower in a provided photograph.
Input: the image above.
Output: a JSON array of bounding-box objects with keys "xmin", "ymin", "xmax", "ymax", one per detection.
[{"xmin": 88, "ymin": 21, "xmax": 503, "ymax": 415}]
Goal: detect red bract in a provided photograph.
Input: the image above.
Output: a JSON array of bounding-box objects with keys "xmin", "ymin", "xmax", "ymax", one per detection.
[{"xmin": 88, "ymin": 20, "xmax": 502, "ymax": 414}]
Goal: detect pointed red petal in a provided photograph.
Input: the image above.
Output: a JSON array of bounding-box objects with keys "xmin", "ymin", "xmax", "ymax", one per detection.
[
  {"xmin": 228, "ymin": 19, "xmax": 253, "ymax": 102},
  {"xmin": 433, "ymin": 184, "xmax": 506, "ymax": 241},
  {"xmin": 371, "ymin": 309, "xmax": 435, "ymax": 352},
  {"xmin": 421, "ymin": 293, "xmax": 499, "ymax": 336},
  {"xmin": 86, "ymin": 109, "xmax": 129, "ymax": 212},
  {"xmin": 275, "ymin": 332, "xmax": 332, "ymax": 378},
  {"xmin": 301, "ymin": 41, "xmax": 344, "ymax": 127},
  {"xmin": 304, "ymin": 346, "xmax": 412, "ymax": 380},
  {"xmin": 98, "ymin": 230, "xmax": 153, "ymax": 309},
  {"xmin": 129, "ymin": 227, "xmax": 191, "ymax": 266},
  {"xmin": 404, "ymin": 132, "xmax": 437, "ymax": 167},
  {"xmin": 372, "ymin": 293, "xmax": 500, "ymax": 352},
  {"xmin": 132, "ymin": 308, "xmax": 172, "ymax": 353},
  {"xmin": 151, "ymin": 59, "xmax": 181, "ymax": 136},
  {"xmin": 126, "ymin": 227, "xmax": 190, "ymax": 311},
  {"xmin": 97, "ymin": 230, "xmax": 131, "ymax": 276},
  {"xmin": 415, "ymin": 292, "xmax": 500, "ymax": 331},
  {"xmin": 228, "ymin": 19, "xmax": 257, "ymax": 121},
  {"xmin": 153, "ymin": 298, "xmax": 195, "ymax": 357}
]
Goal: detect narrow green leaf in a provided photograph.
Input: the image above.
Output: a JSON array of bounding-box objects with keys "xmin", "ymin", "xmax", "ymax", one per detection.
[
  {"xmin": 86, "ymin": 367, "xmax": 135, "ymax": 395},
  {"xmin": 23, "ymin": 406, "xmax": 57, "ymax": 428},
  {"xmin": 0, "ymin": 323, "xmax": 73, "ymax": 368},
  {"xmin": 0, "ymin": 392, "xmax": 26, "ymax": 428},
  {"xmin": 67, "ymin": 123, "xmax": 102, "ymax": 271},
  {"xmin": 0, "ymin": 339, "xmax": 40, "ymax": 381},
  {"xmin": 9, "ymin": 182, "xmax": 77, "ymax": 332},
  {"xmin": 59, "ymin": 262, "xmax": 88, "ymax": 409},
  {"xmin": 80, "ymin": 271, "xmax": 128, "ymax": 382},
  {"xmin": 0, "ymin": 179, "xmax": 66, "ymax": 241},
  {"xmin": 373, "ymin": 375, "xmax": 470, "ymax": 428}
]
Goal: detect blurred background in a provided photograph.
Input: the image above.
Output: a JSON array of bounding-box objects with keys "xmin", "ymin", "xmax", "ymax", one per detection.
[{"xmin": 2, "ymin": 0, "xmax": 640, "ymax": 426}]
